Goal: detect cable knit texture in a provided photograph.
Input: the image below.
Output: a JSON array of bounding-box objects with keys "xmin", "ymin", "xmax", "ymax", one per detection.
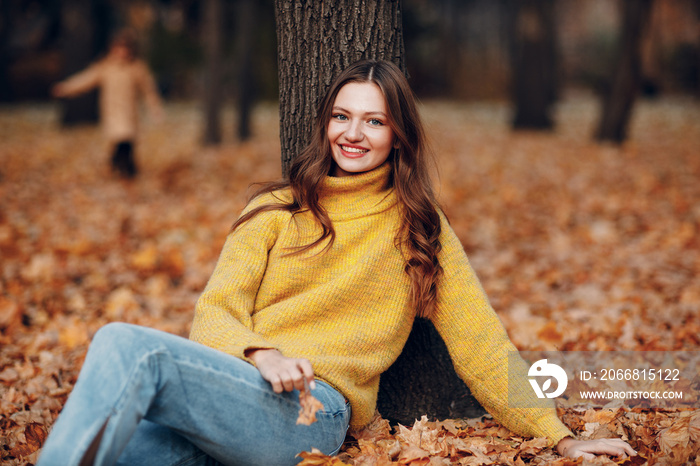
[{"xmin": 189, "ymin": 163, "xmax": 573, "ymax": 443}]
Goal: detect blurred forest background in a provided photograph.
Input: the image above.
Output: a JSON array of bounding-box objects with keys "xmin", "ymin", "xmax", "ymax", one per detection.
[
  {"xmin": 2, "ymin": 1, "xmax": 700, "ymax": 465},
  {"xmin": 2, "ymin": 0, "xmax": 699, "ymax": 118}
]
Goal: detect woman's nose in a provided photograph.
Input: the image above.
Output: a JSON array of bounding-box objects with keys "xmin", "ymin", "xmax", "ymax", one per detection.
[{"xmin": 344, "ymin": 120, "xmax": 363, "ymax": 141}]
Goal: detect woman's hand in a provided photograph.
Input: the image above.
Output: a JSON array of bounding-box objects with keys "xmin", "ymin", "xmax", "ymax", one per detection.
[
  {"xmin": 246, "ymin": 348, "xmax": 315, "ymax": 393},
  {"xmin": 557, "ymin": 437, "xmax": 636, "ymax": 460}
]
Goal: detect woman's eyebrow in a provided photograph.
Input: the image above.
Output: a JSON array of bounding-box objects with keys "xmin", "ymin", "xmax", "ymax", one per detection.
[{"xmin": 332, "ymin": 106, "xmax": 387, "ymax": 117}]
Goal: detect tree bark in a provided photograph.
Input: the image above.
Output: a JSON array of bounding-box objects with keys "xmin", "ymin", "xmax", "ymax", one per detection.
[
  {"xmin": 274, "ymin": 0, "xmax": 485, "ymax": 425},
  {"xmin": 59, "ymin": 0, "xmax": 100, "ymax": 126},
  {"xmin": 202, "ymin": 0, "xmax": 224, "ymax": 145},
  {"xmin": 596, "ymin": 0, "xmax": 654, "ymax": 143},
  {"xmin": 274, "ymin": 0, "xmax": 406, "ymax": 176},
  {"xmin": 508, "ymin": 0, "xmax": 558, "ymax": 130},
  {"xmin": 234, "ymin": 0, "xmax": 257, "ymax": 141},
  {"xmin": 376, "ymin": 319, "xmax": 486, "ymax": 426}
]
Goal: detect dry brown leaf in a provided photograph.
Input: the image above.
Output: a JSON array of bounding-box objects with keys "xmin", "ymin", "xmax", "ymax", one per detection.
[
  {"xmin": 458, "ymin": 447, "xmax": 493, "ymax": 466},
  {"xmin": 0, "ymin": 297, "xmax": 21, "ymax": 329},
  {"xmin": 657, "ymin": 415, "xmax": 693, "ymax": 462},
  {"xmin": 517, "ymin": 437, "xmax": 549, "ymax": 456},
  {"xmin": 398, "ymin": 444, "xmax": 430, "ymax": 463},
  {"xmin": 436, "ymin": 418, "xmax": 465, "ymax": 436},
  {"xmin": 297, "ymin": 447, "xmax": 351, "ymax": 465},
  {"xmin": 297, "ymin": 386, "xmax": 325, "ymax": 426},
  {"xmin": 57, "ymin": 317, "xmax": 90, "ymax": 349},
  {"xmin": 8, "ymin": 423, "xmax": 46, "ymax": 458},
  {"xmin": 616, "ymin": 454, "xmax": 648, "ymax": 466},
  {"xmin": 0, "ymin": 366, "xmax": 20, "ymax": 383},
  {"xmin": 350, "ymin": 411, "xmax": 393, "ymax": 441}
]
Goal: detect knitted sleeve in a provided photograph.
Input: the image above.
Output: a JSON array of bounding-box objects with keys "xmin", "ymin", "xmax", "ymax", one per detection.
[
  {"xmin": 430, "ymin": 212, "xmax": 573, "ymax": 445},
  {"xmin": 189, "ymin": 195, "xmax": 283, "ymax": 360}
]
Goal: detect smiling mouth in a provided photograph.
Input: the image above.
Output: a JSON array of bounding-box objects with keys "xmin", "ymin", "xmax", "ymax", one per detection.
[{"xmin": 339, "ymin": 144, "xmax": 369, "ymax": 155}]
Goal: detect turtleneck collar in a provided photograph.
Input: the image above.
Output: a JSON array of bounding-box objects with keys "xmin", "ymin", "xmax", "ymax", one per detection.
[{"xmin": 318, "ymin": 162, "xmax": 397, "ymax": 221}]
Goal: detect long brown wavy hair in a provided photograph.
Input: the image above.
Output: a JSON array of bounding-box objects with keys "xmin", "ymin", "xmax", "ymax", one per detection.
[{"xmin": 233, "ymin": 60, "xmax": 443, "ymax": 318}]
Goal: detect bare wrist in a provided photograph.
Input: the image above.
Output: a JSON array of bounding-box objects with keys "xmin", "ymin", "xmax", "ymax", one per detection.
[
  {"xmin": 245, "ymin": 348, "xmax": 279, "ymax": 364},
  {"xmin": 556, "ymin": 437, "xmax": 575, "ymax": 456}
]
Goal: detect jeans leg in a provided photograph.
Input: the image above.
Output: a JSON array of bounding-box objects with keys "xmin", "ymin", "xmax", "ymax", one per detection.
[
  {"xmin": 115, "ymin": 421, "xmax": 220, "ymax": 466},
  {"xmin": 36, "ymin": 323, "xmax": 350, "ymax": 466}
]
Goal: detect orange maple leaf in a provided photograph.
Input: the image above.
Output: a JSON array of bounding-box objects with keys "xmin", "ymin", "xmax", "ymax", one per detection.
[{"xmin": 297, "ymin": 383, "xmax": 324, "ymax": 426}]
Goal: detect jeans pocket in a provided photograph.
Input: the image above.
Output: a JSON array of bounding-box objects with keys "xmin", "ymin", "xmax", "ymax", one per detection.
[
  {"xmin": 334, "ymin": 402, "xmax": 352, "ymax": 455},
  {"xmin": 316, "ymin": 401, "xmax": 351, "ymax": 456}
]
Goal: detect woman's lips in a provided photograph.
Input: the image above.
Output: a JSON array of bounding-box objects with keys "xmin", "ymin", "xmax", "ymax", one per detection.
[{"xmin": 339, "ymin": 144, "xmax": 369, "ymax": 158}]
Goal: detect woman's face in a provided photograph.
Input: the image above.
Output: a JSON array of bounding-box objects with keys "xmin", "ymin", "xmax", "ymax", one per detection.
[{"xmin": 327, "ymin": 82, "xmax": 396, "ymax": 177}]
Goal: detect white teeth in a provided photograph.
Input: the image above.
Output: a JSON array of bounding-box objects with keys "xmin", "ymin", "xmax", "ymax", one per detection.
[{"xmin": 341, "ymin": 145, "xmax": 368, "ymax": 154}]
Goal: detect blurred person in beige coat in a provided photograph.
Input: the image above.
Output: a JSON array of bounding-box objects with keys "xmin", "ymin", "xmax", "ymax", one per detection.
[{"xmin": 52, "ymin": 29, "xmax": 162, "ymax": 178}]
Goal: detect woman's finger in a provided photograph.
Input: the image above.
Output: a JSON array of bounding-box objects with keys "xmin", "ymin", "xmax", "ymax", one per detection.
[
  {"xmin": 568, "ymin": 439, "xmax": 637, "ymax": 459},
  {"xmin": 280, "ymin": 369, "xmax": 298, "ymax": 392},
  {"xmin": 267, "ymin": 372, "xmax": 284, "ymax": 394},
  {"xmin": 608, "ymin": 439, "xmax": 636, "ymax": 456},
  {"xmin": 297, "ymin": 358, "xmax": 316, "ymax": 390},
  {"xmin": 598, "ymin": 439, "xmax": 636, "ymax": 457},
  {"xmin": 284, "ymin": 366, "xmax": 304, "ymax": 392}
]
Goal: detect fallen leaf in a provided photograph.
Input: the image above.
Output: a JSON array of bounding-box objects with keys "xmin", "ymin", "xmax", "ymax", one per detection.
[
  {"xmin": 297, "ymin": 447, "xmax": 351, "ymax": 465},
  {"xmin": 518, "ymin": 437, "xmax": 549, "ymax": 456},
  {"xmin": 297, "ymin": 385, "xmax": 324, "ymax": 426}
]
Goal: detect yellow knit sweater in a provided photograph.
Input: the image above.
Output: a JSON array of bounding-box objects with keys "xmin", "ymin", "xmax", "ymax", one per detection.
[{"xmin": 189, "ymin": 163, "xmax": 572, "ymax": 443}]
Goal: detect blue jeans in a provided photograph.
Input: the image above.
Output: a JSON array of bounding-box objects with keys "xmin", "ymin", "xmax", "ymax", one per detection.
[{"xmin": 36, "ymin": 323, "xmax": 351, "ymax": 466}]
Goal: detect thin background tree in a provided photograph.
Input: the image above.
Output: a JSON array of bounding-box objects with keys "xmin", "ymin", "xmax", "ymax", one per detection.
[
  {"xmin": 596, "ymin": 0, "xmax": 655, "ymax": 143},
  {"xmin": 507, "ymin": 0, "xmax": 559, "ymax": 130},
  {"xmin": 202, "ymin": 0, "xmax": 223, "ymax": 145},
  {"xmin": 234, "ymin": 0, "xmax": 258, "ymax": 141},
  {"xmin": 57, "ymin": 0, "xmax": 108, "ymax": 125}
]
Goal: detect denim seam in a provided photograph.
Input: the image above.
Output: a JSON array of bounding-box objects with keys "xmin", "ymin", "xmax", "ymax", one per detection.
[
  {"xmin": 88, "ymin": 347, "xmax": 169, "ymax": 465},
  {"xmin": 111, "ymin": 347, "xmax": 168, "ymax": 415},
  {"xmin": 66, "ymin": 415, "xmax": 114, "ymax": 466},
  {"xmin": 174, "ymin": 357, "xmax": 302, "ymax": 411}
]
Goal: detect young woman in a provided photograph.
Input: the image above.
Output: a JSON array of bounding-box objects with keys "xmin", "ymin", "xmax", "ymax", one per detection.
[{"xmin": 37, "ymin": 60, "xmax": 634, "ymax": 465}]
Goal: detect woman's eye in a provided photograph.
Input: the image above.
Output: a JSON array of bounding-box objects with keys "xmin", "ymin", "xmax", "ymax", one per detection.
[
  {"xmin": 368, "ymin": 118, "xmax": 383, "ymax": 126},
  {"xmin": 332, "ymin": 114, "xmax": 348, "ymax": 121}
]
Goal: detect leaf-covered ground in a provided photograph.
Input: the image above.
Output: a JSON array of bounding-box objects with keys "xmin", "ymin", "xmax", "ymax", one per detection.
[{"xmin": 1, "ymin": 94, "xmax": 699, "ymax": 465}]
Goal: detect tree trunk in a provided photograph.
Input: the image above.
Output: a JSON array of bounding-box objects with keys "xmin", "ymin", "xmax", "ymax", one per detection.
[
  {"xmin": 696, "ymin": 0, "xmax": 700, "ymax": 97},
  {"xmin": 274, "ymin": 0, "xmax": 485, "ymax": 425},
  {"xmin": 376, "ymin": 319, "xmax": 486, "ymax": 426},
  {"xmin": 508, "ymin": 0, "xmax": 558, "ymax": 130},
  {"xmin": 0, "ymin": 0, "xmax": 15, "ymax": 103},
  {"xmin": 59, "ymin": 0, "xmax": 100, "ymax": 126},
  {"xmin": 235, "ymin": 0, "xmax": 257, "ymax": 141},
  {"xmin": 596, "ymin": 0, "xmax": 654, "ymax": 143},
  {"xmin": 274, "ymin": 0, "xmax": 406, "ymax": 176},
  {"xmin": 202, "ymin": 0, "xmax": 223, "ymax": 145}
]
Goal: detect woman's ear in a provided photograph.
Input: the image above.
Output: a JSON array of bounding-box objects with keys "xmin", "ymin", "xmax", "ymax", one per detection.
[{"xmin": 393, "ymin": 140, "xmax": 400, "ymax": 149}]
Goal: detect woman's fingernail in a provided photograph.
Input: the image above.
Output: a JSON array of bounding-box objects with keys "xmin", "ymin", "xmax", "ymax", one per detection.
[{"xmin": 310, "ymin": 380, "xmax": 316, "ymax": 390}]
